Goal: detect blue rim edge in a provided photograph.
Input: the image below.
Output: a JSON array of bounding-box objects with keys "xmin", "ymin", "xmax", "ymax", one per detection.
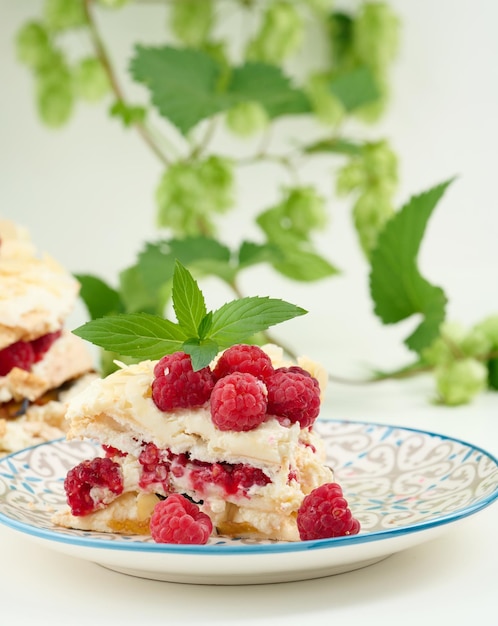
[{"xmin": 0, "ymin": 417, "xmax": 497, "ymax": 556}]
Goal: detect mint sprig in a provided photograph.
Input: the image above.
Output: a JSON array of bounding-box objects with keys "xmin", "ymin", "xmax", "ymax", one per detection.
[{"xmin": 73, "ymin": 260, "xmax": 307, "ymax": 370}]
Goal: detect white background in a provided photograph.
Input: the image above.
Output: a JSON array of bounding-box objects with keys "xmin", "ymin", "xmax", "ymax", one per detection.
[{"xmin": 0, "ymin": 3, "xmax": 497, "ymax": 623}]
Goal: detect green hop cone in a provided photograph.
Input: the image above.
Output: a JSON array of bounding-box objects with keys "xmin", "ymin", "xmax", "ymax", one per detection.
[
  {"xmin": 43, "ymin": 0, "xmax": 87, "ymax": 32},
  {"xmin": 170, "ymin": 0, "xmax": 214, "ymax": 46},
  {"xmin": 257, "ymin": 186, "xmax": 327, "ymax": 246},
  {"xmin": 225, "ymin": 101, "xmax": 268, "ymax": 138},
  {"xmin": 246, "ymin": 1, "xmax": 304, "ymax": 64},
  {"xmin": 36, "ymin": 76, "xmax": 74, "ymax": 127},
  {"xmin": 353, "ymin": 1, "xmax": 399, "ymax": 72},
  {"xmin": 422, "ymin": 321, "xmax": 467, "ymax": 366},
  {"xmin": 73, "ymin": 57, "xmax": 110, "ymax": 102},
  {"xmin": 473, "ymin": 315, "xmax": 498, "ymax": 349},
  {"xmin": 306, "ymin": 73, "xmax": 345, "ymax": 127},
  {"xmin": 34, "ymin": 48, "xmax": 74, "ymax": 127},
  {"xmin": 435, "ymin": 358, "xmax": 488, "ymax": 406},
  {"xmin": 282, "ymin": 187, "xmax": 327, "ymax": 237},
  {"xmin": 352, "ymin": 187, "xmax": 393, "ymax": 255},
  {"xmin": 156, "ymin": 156, "xmax": 234, "ymax": 236},
  {"xmin": 15, "ymin": 22, "xmax": 52, "ymax": 70},
  {"xmin": 336, "ymin": 160, "xmax": 366, "ymax": 195}
]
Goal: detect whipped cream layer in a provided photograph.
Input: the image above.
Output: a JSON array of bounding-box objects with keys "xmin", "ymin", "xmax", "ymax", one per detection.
[{"xmin": 0, "ymin": 220, "xmax": 80, "ymax": 348}]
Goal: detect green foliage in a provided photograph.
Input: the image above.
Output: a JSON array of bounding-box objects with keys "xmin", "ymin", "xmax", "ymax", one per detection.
[
  {"xmin": 369, "ymin": 180, "xmax": 453, "ymax": 353},
  {"xmin": 74, "ymin": 262, "xmax": 307, "ymax": 370},
  {"xmin": 15, "ymin": 1, "xmax": 496, "ymax": 406}
]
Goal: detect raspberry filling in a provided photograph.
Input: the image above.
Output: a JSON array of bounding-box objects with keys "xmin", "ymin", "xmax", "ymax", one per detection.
[
  {"xmin": 0, "ymin": 329, "xmax": 62, "ymax": 376},
  {"xmin": 137, "ymin": 442, "xmax": 271, "ymax": 498}
]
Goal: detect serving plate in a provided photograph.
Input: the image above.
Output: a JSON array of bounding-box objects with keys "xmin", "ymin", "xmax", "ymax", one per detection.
[{"xmin": 0, "ymin": 419, "xmax": 496, "ymax": 585}]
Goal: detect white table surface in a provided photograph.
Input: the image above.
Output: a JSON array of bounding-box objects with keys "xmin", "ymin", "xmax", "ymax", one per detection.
[{"xmin": 0, "ymin": 375, "xmax": 496, "ymax": 626}]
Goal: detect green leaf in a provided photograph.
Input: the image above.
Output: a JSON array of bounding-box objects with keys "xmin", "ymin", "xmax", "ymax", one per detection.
[
  {"xmin": 119, "ymin": 264, "xmax": 169, "ymax": 315},
  {"xmin": 73, "ymin": 313, "xmax": 188, "ymax": 359},
  {"xmin": 329, "ymin": 65, "xmax": 380, "ymax": 111},
  {"xmin": 237, "ymin": 241, "xmax": 283, "ymax": 268},
  {"xmin": 369, "ymin": 179, "xmax": 454, "ymax": 353},
  {"xmin": 182, "ymin": 337, "xmax": 219, "ymax": 370},
  {"xmin": 303, "ymin": 138, "xmax": 363, "ymax": 156},
  {"xmin": 75, "ymin": 274, "xmax": 123, "ymax": 320},
  {"xmin": 209, "ymin": 297, "xmax": 307, "ymax": 346},
  {"xmin": 273, "ymin": 248, "xmax": 340, "ymax": 282},
  {"xmin": 228, "ymin": 62, "xmax": 310, "ymax": 118},
  {"xmin": 487, "ymin": 357, "xmax": 498, "ymax": 391},
  {"xmin": 109, "ymin": 101, "xmax": 146, "ymax": 127},
  {"xmin": 130, "ymin": 45, "xmax": 230, "ymax": 135},
  {"xmin": 172, "ymin": 261, "xmax": 207, "ymax": 336}
]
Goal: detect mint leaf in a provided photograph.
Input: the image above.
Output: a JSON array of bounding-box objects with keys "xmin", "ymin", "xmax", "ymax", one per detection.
[
  {"xmin": 209, "ymin": 297, "xmax": 307, "ymax": 346},
  {"xmin": 172, "ymin": 261, "xmax": 207, "ymax": 336},
  {"xmin": 130, "ymin": 45, "xmax": 230, "ymax": 135},
  {"xmin": 73, "ymin": 265, "xmax": 307, "ymax": 367},
  {"xmin": 75, "ymin": 274, "xmax": 123, "ymax": 319},
  {"xmin": 73, "ymin": 313, "xmax": 188, "ymax": 359},
  {"xmin": 182, "ymin": 338, "xmax": 219, "ymax": 370},
  {"xmin": 228, "ymin": 62, "xmax": 310, "ymax": 118},
  {"xmin": 329, "ymin": 65, "xmax": 380, "ymax": 111},
  {"xmin": 369, "ymin": 179, "xmax": 454, "ymax": 353}
]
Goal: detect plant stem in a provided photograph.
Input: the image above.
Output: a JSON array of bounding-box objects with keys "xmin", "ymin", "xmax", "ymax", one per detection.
[{"xmin": 83, "ymin": 0, "xmax": 172, "ymax": 167}]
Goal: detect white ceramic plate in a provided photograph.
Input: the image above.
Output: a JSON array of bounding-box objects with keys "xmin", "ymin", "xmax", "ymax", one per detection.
[{"xmin": 0, "ymin": 419, "xmax": 497, "ymax": 585}]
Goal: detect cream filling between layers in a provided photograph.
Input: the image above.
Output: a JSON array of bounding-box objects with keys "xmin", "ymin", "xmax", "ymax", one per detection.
[{"xmin": 0, "ymin": 331, "xmax": 95, "ymax": 403}]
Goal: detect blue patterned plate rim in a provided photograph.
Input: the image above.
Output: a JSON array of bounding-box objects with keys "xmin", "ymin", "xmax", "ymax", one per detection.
[{"xmin": 0, "ymin": 417, "xmax": 497, "ymax": 556}]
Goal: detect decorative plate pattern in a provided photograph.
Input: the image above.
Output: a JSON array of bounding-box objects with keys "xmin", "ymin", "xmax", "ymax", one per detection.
[{"xmin": 0, "ymin": 419, "xmax": 497, "ymax": 584}]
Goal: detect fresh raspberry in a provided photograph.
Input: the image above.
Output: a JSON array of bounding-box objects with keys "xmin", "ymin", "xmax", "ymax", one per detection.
[
  {"xmin": 138, "ymin": 442, "xmax": 170, "ymax": 493},
  {"xmin": 274, "ymin": 366, "xmax": 320, "ymax": 390},
  {"xmin": 31, "ymin": 329, "xmax": 62, "ymax": 362},
  {"xmin": 212, "ymin": 344, "xmax": 274, "ymax": 381},
  {"xmin": 0, "ymin": 340, "xmax": 35, "ymax": 376},
  {"xmin": 149, "ymin": 494, "xmax": 213, "ymax": 544},
  {"xmin": 297, "ymin": 483, "xmax": 361, "ymax": 540},
  {"xmin": 266, "ymin": 369, "xmax": 320, "ymax": 428},
  {"xmin": 64, "ymin": 457, "xmax": 124, "ymax": 516},
  {"xmin": 152, "ymin": 352, "xmax": 215, "ymax": 411},
  {"xmin": 210, "ymin": 372, "xmax": 267, "ymax": 431}
]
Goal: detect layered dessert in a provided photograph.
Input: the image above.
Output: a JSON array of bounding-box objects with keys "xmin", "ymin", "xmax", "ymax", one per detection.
[
  {"xmin": 54, "ymin": 343, "xmax": 360, "ymax": 543},
  {"xmin": 0, "ymin": 219, "xmax": 95, "ymax": 453}
]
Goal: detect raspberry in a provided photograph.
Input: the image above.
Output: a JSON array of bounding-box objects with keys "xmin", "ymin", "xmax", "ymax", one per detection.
[
  {"xmin": 64, "ymin": 457, "xmax": 124, "ymax": 516},
  {"xmin": 31, "ymin": 329, "xmax": 62, "ymax": 362},
  {"xmin": 212, "ymin": 344, "xmax": 274, "ymax": 381},
  {"xmin": 138, "ymin": 442, "xmax": 170, "ymax": 493},
  {"xmin": 210, "ymin": 372, "xmax": 267, "ymax": 431},
  {"xmin": 266, "ymin": 369, "xmax": 320, "ymax": 428},
  {"xmin": 152, "ymin": 352, "xmax": 215, "ymax": 411},
  {"xmin": 0, "ymin": 340, "xmax": 35, "ymax": 376},
  {"xmin": 149, "ymin": 494, "xmax": 213, "ymax": 544},
  {"xmin": 297, "ymin": 483, "xmax": 361, "ymax": 540}
]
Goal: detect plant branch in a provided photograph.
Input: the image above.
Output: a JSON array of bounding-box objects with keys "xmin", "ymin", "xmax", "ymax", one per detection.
[{"xmin": 83, "ymin": 0, "xmax": 172, "ymax": 167}]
